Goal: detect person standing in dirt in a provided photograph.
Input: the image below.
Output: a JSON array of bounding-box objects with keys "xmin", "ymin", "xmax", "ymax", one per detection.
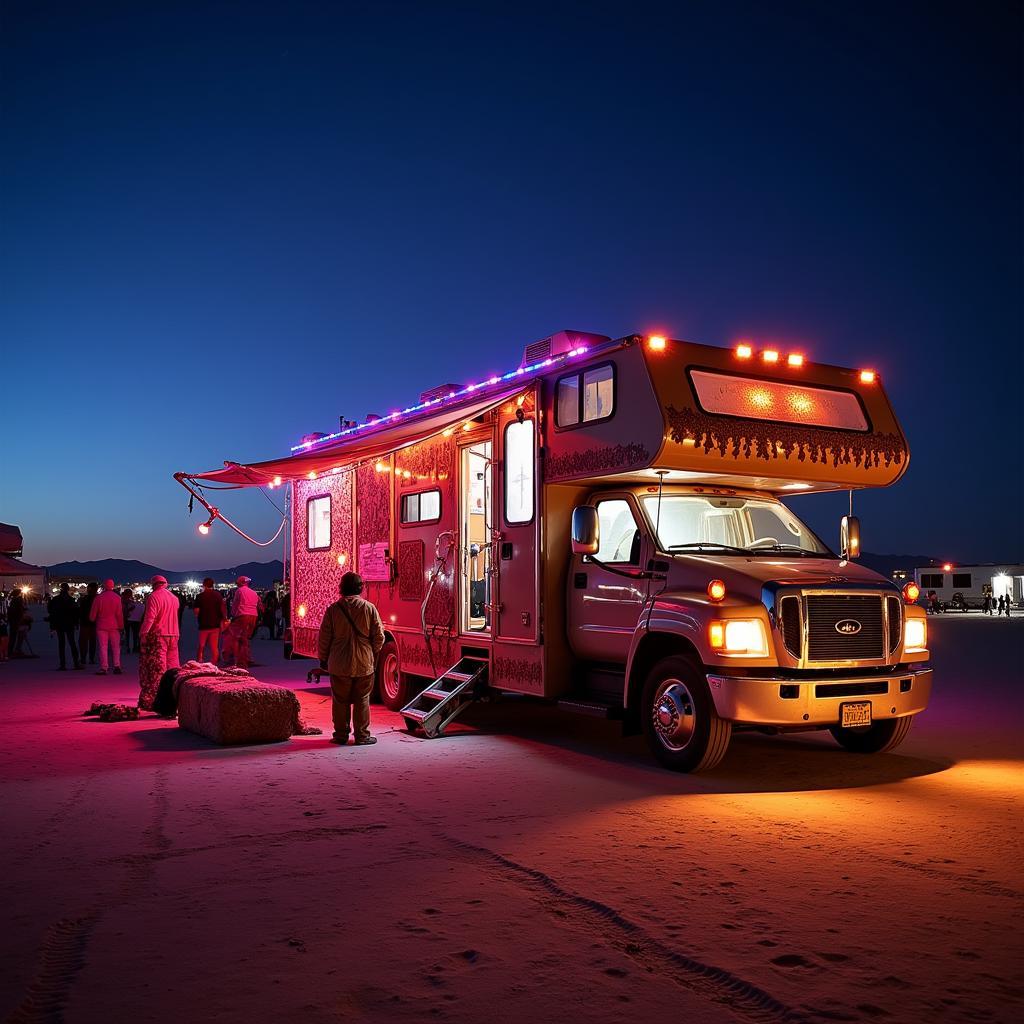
[
  {"xmin": 126, "ymin": 593, "xmax": 144, "ymax": 653},
  {"xmin": 983, "ymin": 594, "xmax": 992, "ymax": 615},
  {"xmin": 138, "ymin": 575, "xmax": 180, "ymax": 710},
  {"xmin": 260, "ymin": 588, "xmax": 278, "ymax": 640},
  {"xmin": 48, "ymin": 583, "xmax": 81, "ymax": 670},
  {"xmin": 318, "ymin": 572, "xmax": 384, "ymax": 747},
  {"xmin": 228, "ymin": 575, "xmax": 261, "ymax": 669},
  {"xmin": 194, "ymin": 578, "xmax": 227, "ymax": 663},
  {"xmin": 90, "ymin": 579, "xmax": 124, "ymax": 676},
  {"xmin": 78, "ymin": 582, "xmax": 99, "ymax": 664}
]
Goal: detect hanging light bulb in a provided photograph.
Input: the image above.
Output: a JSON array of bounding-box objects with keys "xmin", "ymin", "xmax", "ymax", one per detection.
[{"xmin": 198, "ymin": 509, "xmax": 218, "ymax": 536}]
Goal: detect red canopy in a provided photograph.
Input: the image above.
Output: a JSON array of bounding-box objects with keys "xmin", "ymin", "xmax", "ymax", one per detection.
[{"xmin": 178, "ymin": 385, "xmax": 524, "ymax": 488}]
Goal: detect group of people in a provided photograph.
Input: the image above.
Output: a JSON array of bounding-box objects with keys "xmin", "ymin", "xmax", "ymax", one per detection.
[
  {"xmin": 982, "ymin": 594, "xmax": 1014, "ymax": 617},
  {"xmin": 0, "ymin": 588, "xmax": 32, "ymax": 661}
]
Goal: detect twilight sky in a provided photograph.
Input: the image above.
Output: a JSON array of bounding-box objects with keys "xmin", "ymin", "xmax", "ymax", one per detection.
[{"xmin": 2, "ymin": 1, "xmax": 1021, "ymax": 570}]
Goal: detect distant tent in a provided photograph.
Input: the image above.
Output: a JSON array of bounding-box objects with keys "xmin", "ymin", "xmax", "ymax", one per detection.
[
  {"xmin": 0, "ymin": 523, "xmax": 24, "ymax": 556},
  {"xmin": 0, "ymin": 553, "xmax": 46, "ymax": 598}
]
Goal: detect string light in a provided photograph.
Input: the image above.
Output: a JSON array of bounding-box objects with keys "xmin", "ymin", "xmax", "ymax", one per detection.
[{"xmin": 289, "ymin": 345, "xmax": 591, "ymax": 452}]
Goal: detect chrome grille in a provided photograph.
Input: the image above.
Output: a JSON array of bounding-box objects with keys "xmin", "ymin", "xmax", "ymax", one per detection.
[
  {"xmin": 805, "ymin": 594, "xmax": 885, "ymax": 661},
  {"xmin": 886, "ymin": 596, "xmax": 902, "ymax": 656},
  {"xmin": 779, "ymin": 596, "xmax": 802, "ymax": 657}
]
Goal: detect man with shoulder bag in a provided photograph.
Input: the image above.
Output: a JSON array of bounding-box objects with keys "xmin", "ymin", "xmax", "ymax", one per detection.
[{"xmin": 317, "ymin": 572, "xmax": 385, "ymax": 746}]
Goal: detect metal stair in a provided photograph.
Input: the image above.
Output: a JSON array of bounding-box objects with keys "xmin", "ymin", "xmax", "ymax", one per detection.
[{"xmin": 401, "ymin": 657, "xmax": 488, "ymax": 738}]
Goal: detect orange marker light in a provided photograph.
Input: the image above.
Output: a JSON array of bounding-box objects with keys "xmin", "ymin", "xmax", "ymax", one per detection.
[
  {"xmin": 735, "ymin": 343, "xmax": 753, "ymax": 359},
  {"xmin": 337, "ymin": 553, "xmax": 347, "ymax": 567},
  {"xmin": 375, "ymin": 461, "xmax": 387, "ymax": 473},
  {"xmin": 648, "ymin": 335, "xmax": 667, "ymax": 351},
  {"xmin": 307, "ymin": 471, "xmax": 317, "ymax": 480},
  {"xmin": 762, "ymin": 349, "xmax": 779, "ymax": 363},
  {"xmin": 903, "ymin": 582, "xmax": 920, "ymax": 603},
  {"xmin": 709, "ymin": 622, "xmax": 725, "ymax": 649},
  {"xmin": 942, "ymin": 563, "xmax": 952, "ymax": 572},
  {"xmin": 707, "ymin": 579, "xmax": 726, "ymax": 602},
  {"xmin": 859, "ymin": 369, "xmax": 876, "ymax": 383},
  {"xmin": 298, "ymin": 604, "xmax": 307, "ymax": 618},
  {"xmin": 787, "ymin": 353, "xmax": 804, "ymax": 367}
]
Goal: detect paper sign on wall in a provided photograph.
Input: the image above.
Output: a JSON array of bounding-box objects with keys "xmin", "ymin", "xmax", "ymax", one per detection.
[{"xmin": 358, "ymin": 542, "xmax": 390, "ymax": 582}]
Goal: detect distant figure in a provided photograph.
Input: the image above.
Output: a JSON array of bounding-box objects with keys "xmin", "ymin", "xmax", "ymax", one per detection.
[
  {"xmin": 79, "ymin": 582, "xmax": 99, "ymax": 664},
  {"xmin": 90, "ymin": 579, "xmax": 125, "ymax": 675},
  {"xmin": 48, "ymin": 583, "xmax": 81, "ymax": 670},
  {"xmin": 138, "ymin": 575, "xmax": 180, "ymax": 711},
  {"xmin": 7, "ymin": 589, "xmax": 25, "ymax": 657},
  {"xmin": 318, "ymin": 572, "xmax": 384, "ymax": 746},
  {"xmin": 194, "ymin": 578, "xmax": 227, "ymax": 663},
  {"xmin": 228, "ymin": 575, "xmax": 261, "ymax": 669},
  {"xmin": 126, "ymin": 592, "xmax": 144, "ymax": 652},
  {"xmin": 983, "ymin": 594, "xmax": 992, "ymax": 615},
  {"xmin": 260, "ymin": 588, "xmax": 278, "ymax": 640},
  {"xmin": 997, "ymin": 594, "xmax": 1006, "ymax": 617}
]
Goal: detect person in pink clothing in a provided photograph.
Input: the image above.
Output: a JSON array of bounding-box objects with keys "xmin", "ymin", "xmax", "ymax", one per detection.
[
  {"xmin": 89, "ymin": 579, "xmax": 125, "ymax": 675},
  {"xmin": 138, "ymin": 575, "xmax": 180, "ymax": 710},
  {"xmin": 228, "ymin": 575, "xmax": 261, "ymax": 670}
]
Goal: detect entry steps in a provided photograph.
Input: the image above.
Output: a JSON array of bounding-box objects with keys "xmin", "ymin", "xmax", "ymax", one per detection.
[{"xmin": 401, "ymin": 657, "xmax": 488, "ymax": 738}]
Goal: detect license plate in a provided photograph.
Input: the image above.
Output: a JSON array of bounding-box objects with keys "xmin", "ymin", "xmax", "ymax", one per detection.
[{"xmin": 840, "ymin": 701, "xmax": 872, "ymax": 728}]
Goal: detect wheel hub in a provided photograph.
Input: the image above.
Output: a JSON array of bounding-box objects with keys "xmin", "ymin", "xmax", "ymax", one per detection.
[
  {"xmin": 382, "ymin": 653, "xmax": 400, "ymax": 700},
  {"xmin": 652, "ymin": 680, "xmax": 696, "ymax": 750}
]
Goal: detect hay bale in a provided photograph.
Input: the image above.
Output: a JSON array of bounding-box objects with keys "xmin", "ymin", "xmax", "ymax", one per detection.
[{"xmin": 177, "ymin": 677, "xmax": 300, "ymax": 745}]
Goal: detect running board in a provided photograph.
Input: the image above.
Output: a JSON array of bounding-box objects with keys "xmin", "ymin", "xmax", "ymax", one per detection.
[
  {"xmin": 556, "ymin": 697, "xmax": 625, "ymax": 719},
  {"xmin": 401, "ymin": 657, "xmax": 488, "ymax": 738}
]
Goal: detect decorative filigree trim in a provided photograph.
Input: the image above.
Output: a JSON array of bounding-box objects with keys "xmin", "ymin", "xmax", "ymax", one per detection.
[
  {"xmin": 666, "ymin": 406, "xmax": 905, "ymax": 470},
  {"xmin": 546, "ymin": 443, "xmax": 651, "ymax": 481}
]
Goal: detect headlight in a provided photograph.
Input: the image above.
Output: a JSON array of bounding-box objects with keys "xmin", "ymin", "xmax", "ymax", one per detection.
[
  {"xmin": 709, "ymin": 618, "xmax": 769, "ymax": 657},
  {"xmin": 904, "ymin": 617, "xmax": 927, "ymax": 653}
]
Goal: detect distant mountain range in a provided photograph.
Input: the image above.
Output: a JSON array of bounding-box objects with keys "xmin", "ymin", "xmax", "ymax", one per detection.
[
  {"xmin": 44, "ymin": 553, "xmax": 942, "ymax": 590},
  {"xmin": 45, "ymin": 559, "xmax": 284, "ymax": 588}
]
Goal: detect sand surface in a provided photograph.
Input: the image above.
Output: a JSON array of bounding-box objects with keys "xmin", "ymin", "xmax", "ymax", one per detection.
[{"xmin": 1, "ymin": 614, "xmax": 1021, "ymax": 1023}]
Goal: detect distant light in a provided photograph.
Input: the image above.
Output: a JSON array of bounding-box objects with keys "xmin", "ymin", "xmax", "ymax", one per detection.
[
  {"xmin": 787, "ymin": 353, "xmax": 804, "ymax": 367},
  {"xmin": 337, "ymin": 553, "xmax": 347, "ymax": 567},
  {"xmin": 375, "ymin": 461, "xmax": 387, "ymax": 473},
  {"xmin": 942, "ymin": 562, "xmax": 952, "ymax": 572},
  {"xmin": 859, "ymin": 369, "xmax": 876, "ymax": 383},
  {"xmin": 648, "ymin": 335, "xmax": 667, "ymax": 351},
  {"xmin": 308, "ymin": 471, "xmax": 317, "ymax": 480},
  {"xmin": 298, "ymin": 604, "xmax": 307, "ymax": 618},
  {"xmin": 735, "ymin": 343, "xmax": 753, "ymax": 359},
  {"xmin": 762, "ymin": 349, "xmax": 779, "ymax": 364},
  {"xmin": 273, "ymin": 475, "xmax": 282, "ymax": 487}
]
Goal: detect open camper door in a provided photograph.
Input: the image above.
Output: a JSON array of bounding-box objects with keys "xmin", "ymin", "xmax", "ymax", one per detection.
[{"xmin": 494, "ymin": 387, "xmax": 540, "ymax": 646}]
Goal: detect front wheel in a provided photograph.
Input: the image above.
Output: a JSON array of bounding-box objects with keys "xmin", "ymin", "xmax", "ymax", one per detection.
[
  {"xmin": 642, "ymin": 656, "xmax": 732, "ymax": 772},
  {"xmin": 376, "ymin": 640, "xmax": 415, "ymax": 711},
  {"xmin": 829, "ymin": 715, "xmax": 913, "ymax": 754}
]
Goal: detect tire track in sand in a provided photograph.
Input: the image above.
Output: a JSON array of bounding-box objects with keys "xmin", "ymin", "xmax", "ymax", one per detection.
[{"xmin": 441, "ymin": 834, "xmax": 812, "ymax": 1024}]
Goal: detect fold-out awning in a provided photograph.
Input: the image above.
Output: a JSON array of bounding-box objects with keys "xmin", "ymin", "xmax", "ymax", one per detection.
[{"xmin": 178, "ymin": 385, "xmax": 524, "ymax": 488}]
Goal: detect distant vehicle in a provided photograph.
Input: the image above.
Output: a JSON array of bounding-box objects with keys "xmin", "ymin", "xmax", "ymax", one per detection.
[
  {"xmin": 945, "ymin": 592, "xmax": 971, "ymax": 612},
  {"xmin": 177, "ymin": 330, "xmax": 932, "ymax": 772}
]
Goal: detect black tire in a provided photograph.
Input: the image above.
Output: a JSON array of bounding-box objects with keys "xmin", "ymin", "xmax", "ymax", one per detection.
[
  {"xmin": 376, "ymin": 640, "xmax": 415, "ymax": 711},
  {"xmin": 641, "ymin": 655, "xmax": 732, "ymax": 772},
  {"xmin": 829, "ymin": 714, "xmax": 913, "ymax": 754}
]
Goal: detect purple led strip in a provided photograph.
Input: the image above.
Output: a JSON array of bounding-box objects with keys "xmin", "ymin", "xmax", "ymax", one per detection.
[{"xmin": 289, "ymin": 345, "xmax": 591, "ymax": 453}]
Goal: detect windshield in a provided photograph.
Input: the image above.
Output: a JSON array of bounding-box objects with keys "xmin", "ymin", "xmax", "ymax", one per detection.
[{"xmin": 641, "ymin": 494, "xmax": 832, "ymax": 556}]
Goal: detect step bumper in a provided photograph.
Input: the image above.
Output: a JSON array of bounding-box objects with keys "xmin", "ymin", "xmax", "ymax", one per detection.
[{"xmin": 705, "ymin": 667, "xmax": 933, "ymax": 727}]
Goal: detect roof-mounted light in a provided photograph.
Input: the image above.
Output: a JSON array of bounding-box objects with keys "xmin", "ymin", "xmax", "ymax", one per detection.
[
  {"xmin": 762, "ymin": 349, "xmax": 779, "ymax": 364},
  {"xmin": 859, "ymin": 369, "xmax": 876, "ymax": 383},
  {"xmin": 648, "ymin": 335, "xmax": 667, "ymax": 351},
  {"xmin": 787, "ymin": 353, "xmax": 804, "ymax": 367}
]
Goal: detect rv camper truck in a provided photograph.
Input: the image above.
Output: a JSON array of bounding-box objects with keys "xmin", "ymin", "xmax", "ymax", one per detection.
[{"xmin": 177, "ymin": 331, "xmax": 932, "ymax": 771}]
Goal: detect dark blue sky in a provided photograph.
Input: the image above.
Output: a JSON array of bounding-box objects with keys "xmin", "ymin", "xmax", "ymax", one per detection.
[{"xmin": 3, "ymin": 1, "xmax": 1021, "ymax": 569}]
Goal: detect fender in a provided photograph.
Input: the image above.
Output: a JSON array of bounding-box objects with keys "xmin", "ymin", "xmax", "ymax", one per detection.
[{"xmin": 623, "ymin": 595, "xmax": 705, "ymax": 711}]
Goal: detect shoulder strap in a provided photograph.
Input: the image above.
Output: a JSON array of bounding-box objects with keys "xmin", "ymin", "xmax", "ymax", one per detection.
[{"xmin": 338, "ymin": 600, "xmax": 371, "ymax": 644}]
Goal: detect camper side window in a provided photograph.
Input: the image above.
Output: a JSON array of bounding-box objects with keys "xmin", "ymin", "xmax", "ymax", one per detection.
[
  {"xmin": 401, "ymin": 490, "xmax": 441, "ymax": 525},
  {"xmin": 504, "ymin": 419, "xmax": 535, "ymax": 524},
  {"xmin": 556, "ymin": 362, "xmax": 615, "ymax": 428},
  {"xmin": 307, "ymin": 495, "xmax": 331, "ymax": 550}
]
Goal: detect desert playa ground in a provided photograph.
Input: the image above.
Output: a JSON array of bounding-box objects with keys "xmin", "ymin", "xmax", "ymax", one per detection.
[{"xmin": 1, "ymin": 615, "xmax": 1021, "ymax": 1024}]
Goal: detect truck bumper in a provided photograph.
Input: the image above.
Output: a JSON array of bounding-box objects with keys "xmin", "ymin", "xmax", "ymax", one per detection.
[{"xmin": 705, "ymin": 667, "xmax": 933, "ymax": 727}]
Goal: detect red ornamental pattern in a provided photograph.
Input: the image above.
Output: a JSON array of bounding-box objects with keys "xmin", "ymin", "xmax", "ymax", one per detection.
[
  {"xmin": 492, "ymin": 655, "xmax": 543, "ymax": 691},
  {"xmin": 356, "ymin": 463, "xmax": 390, "ymax": 544},
  {"xmin": 398, "ymin": 635, "xmax": 456, "ymax": 676},
  {"xmin": 665, "ymin": 406, "xmax": 907, "ymax": 471},
  {"xmin": 398, "ymin": 540, "xmax": 425, "ymax": 601},
  {"xmin": 292, "ymin": 472, "xmax": 354, "ymax": 628},
  {"xmin": 545, "ymin": 443, "xmax": 651, "ymax": 481}
]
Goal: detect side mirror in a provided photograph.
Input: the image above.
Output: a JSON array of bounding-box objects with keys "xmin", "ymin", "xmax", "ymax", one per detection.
[
  {"xmin": 571, "ymin": 506, "xmax": 600, "ymax": 555},
  {"xmin": 841, "ymin": 515, "xmax": 861, "ymax": 560}
]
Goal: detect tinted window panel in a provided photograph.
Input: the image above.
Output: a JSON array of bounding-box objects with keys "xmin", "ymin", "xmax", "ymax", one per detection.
[
  {"xmin": 583, "ymin": 365, "xmax": 614, "ymax": 421},
  {"xmin": 557, "ymin": 376, "xmax": 580, "ymax": 426}
]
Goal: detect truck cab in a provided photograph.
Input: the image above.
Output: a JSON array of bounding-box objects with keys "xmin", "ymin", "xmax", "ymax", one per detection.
[{"xmin": 568, "ymin": 485, "xmax": 931, "ymax": 771}]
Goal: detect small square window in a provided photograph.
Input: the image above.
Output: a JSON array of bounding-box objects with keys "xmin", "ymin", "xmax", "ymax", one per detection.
[
  {"xmin": 557, "ymin": 376, "xmax": 580, "ymax": 426},
  {"xmin": 583, "ymin": 365, "xmax": 614, "ymax": 421},
  {"xmin": 401, "ymin": 490, "xmax": 441, "ymax": 525}
]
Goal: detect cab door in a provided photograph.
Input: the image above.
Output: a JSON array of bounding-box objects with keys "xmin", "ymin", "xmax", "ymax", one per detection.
[{"xmin": 568, "ymin": 493, "xmax": 650, "ymax": 662}]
